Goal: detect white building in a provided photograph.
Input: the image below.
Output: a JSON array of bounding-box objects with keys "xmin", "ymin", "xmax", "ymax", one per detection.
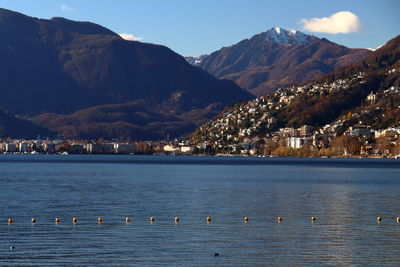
[
  {"xmin": 180, "ymin": 146, "xmax": 194, "ymax": 153},
  {"xmin": 367, "ymin": 91, "xmax": 377, "ymax": 104},
  {"xmin": 287, "ymin": 137, "xmax": 312, "ymax": 149},
  {"xmin": 163, "ymin": 145, "xmax": 174, "ymax": 152}
]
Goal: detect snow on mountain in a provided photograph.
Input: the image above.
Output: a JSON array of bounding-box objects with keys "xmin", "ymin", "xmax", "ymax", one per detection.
[
  {"xmin": 367, "ymin": 44, "xmax": 384, "ymax": 51},
  {"xmin": 186, "ymin": 26, "xmax": 371, "ymax": 96},
  {"xmin": 185, "ymin": 28, "xmax": 316, "ymax": 66},
  {"xmin": 263, "ymin": 27, "xmax": 317, "ymax": 45},
  {"xmin": 184, "ymin": 55, "xmax": 207, "ymax": 65}
]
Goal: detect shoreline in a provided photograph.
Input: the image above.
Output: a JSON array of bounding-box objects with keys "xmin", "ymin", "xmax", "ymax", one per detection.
[{"xmin": 1, "ymin": 152, "xmax": 399, "ymax": 159}]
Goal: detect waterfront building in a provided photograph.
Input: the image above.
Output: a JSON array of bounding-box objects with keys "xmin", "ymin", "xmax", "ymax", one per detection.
[
  {"xmin": 114, "ymin": 143, "xmax": 135, "ymax": 154},
  {"xmin": 19, "ymin": 142, "xmax": 30, "ymax": 153},
  {"xmin": 5, "ymin": 143, "xmax": 18, "ymax": 153}
]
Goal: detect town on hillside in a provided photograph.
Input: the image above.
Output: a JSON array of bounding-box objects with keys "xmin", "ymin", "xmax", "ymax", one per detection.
[{"xmin": 190, "ymin": 67, "xmax": 400, "ymax": 158}]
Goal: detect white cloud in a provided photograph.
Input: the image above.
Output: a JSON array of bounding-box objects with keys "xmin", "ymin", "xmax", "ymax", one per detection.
[
  {"xmin": 301, "ymin": 11, "xmax": 361, "ymax": 34},
  {"xmin": 60, "ymin": 4, "xmax": 76, "ymax": 13},
  {"xmin": 119, "ymin": 33, "xmax": 144, "ymax": 41}
]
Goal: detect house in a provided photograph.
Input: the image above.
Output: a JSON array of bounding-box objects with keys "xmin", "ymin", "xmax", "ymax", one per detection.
[
  {"xmin": 68, "ymin": 144, "xmax": 85, "ymax": 154},
  {"xmin": 287, "ymin": 137, "xmax": 312, "ymax": 149},
  {"xmin": 114, "ymin": 143, "xmax": 135, "ymax": 154},
  {"xmin": 102, "ymin": 143, "xmax": 115, "ymax": 153},
  {"xmin": 268, "ymin": 117, "xmax": 277, "ymax": 124},
  {"xmin": 44, "ymin": 143, "xmax": 56, "ymax": 153},
  {"xmin": 180, "ymin": 146, "xmax": 194, "ymax": 154},
  {"xmin": 313, "ymin": 132, "xmax": 329, "ymax": 148},
  {"xmin": 19, "ymin": 142, "xmax": 30, "ymax": 153},
  {"xmin": 5, "ymin": 143, "xmax": 18, "ymax": 153},
  {"xmin": 367, "ymin": 91, "xmax": 377, "ymax": 104},
  {"xmin": 299, "ymin": 125, "xmax": 314, "ymax": 136},
  {"xmin": 87, "ymin": 143, "xmax": 103, "ymax": 154},
  {"xmin": 349, "ymin": 127, "xmax": 371, "ymax": 137},
  {"xmin": 279, "ymin": 128, "xmax": 299, "ymax": 138},
  {"xmin": 163, "ymin": 144, "xmax": 176, "ymax": 152}
]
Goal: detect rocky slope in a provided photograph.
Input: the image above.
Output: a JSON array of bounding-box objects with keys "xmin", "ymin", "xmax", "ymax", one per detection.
[{"xmin": 188, "ymin": 27, "xmax": 371, "ymax": 96}]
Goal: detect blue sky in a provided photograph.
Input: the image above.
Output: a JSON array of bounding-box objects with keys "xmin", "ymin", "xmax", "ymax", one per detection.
[{"xmin": 0, "ymin": 0, "xmax": 398, "ymax": 56}]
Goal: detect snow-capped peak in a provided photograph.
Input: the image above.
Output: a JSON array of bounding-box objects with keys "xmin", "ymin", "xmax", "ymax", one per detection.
[
  {"xmin": 185, "ymin": 54, "xmax": 207, "ymax": 65},
  {"xmin": 264, "ymin": 27, "xmax": 316, "ymax": 45}
]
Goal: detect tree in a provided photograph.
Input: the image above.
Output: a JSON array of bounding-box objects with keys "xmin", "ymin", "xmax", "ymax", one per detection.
[
  {"xmin": 347, "ymin": 112, "xmax": 352, "ymax": 120},
  {"xmin": 135, "ymin": 142, "xmax": 153, "ymax": 154}
]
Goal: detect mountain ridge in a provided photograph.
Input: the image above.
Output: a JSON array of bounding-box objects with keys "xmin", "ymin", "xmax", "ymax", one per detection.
[
  {"xmin": 259, "ymin": 27, "xmax": 317, "ymax": 45},
  {"xmin": 0, "ymin": 8, "xmax": 253, "ymax": 140},
  {"xmin": 186, "ymin": 27, "xmax": 372, "ymax": 96}
]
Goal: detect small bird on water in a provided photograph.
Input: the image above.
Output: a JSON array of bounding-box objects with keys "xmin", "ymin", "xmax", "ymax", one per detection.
[
  {"xmin": 10, "ymin": 246, "xmax": 15, "ymax": 250},
  {"xmin": 214, "ymin": 253, "xmax": 219, "ymax": 257}
]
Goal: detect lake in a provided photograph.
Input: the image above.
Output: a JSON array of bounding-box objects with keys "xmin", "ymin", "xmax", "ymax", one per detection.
[{"xmin": 1, "ymin": 155, "xmax": 400, "ymax": 265}]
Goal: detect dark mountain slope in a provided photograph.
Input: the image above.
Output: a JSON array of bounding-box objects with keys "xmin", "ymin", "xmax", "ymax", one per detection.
[
  {"xmin": 0, "ymin": 8, "xmax": 252, "ymax": 114},
  {"xmin": 0, "ymin": 8, "xmax": 253, "ymax": 139},
  {"xmin": 31, "ymin": 103, "xmax": 196, "ymax": 140},
  {"xmin": 0, "ymin": 110, "xmax": 54, "ymax": 139}
]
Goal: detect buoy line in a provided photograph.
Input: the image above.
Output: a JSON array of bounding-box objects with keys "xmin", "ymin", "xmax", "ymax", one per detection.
[{"xmin": 4, "ymin": 216, "xmax": 400, "ymax": 225}]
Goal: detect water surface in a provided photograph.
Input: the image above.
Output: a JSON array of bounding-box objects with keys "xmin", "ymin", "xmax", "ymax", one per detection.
[{"xmin": 1, "ymin": 155, "xmax": 400, "ymax": 265}]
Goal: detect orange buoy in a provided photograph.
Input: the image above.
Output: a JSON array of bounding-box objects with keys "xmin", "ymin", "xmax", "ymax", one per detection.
[
  {"xmin": 125, "ymin": 217, "xmax": 132, "ymax": 222},
  {"xmin": 31, "ymin": 218, "xmax": 37, "ymax": 223},
  {"xmin": 206, "ymin": 216, "xmax": 212, "ymax": 222},
  {"xmin": 72, "ymin": 217, "xmax": 78, "ymax": 223},
  {"xmin": 55, "ymin": 218, "xmax": 61, "ymax": 223},
  {"xmin": 150, "ymin": 217, "xmax": 155, "ymax": 222},
  {"xmin": 397, "ymin": 217, "xmax": 400, "ymax": 223},
  {"xmin": 311, "ymin": 216, "xmax": 316, "ymax": 221},
  {"xmin": 8, "ymin": 218, "xmax": 14, "ymax": 224},
  {"xmin": 174, "ymin": 217, "xmax": 180, "ymax": 222},
  {"xmin": 277, "ymin": 217, "xmax": 283, "ymax": 222},
  {"xmin": 97, "ymin": 217, "xmax": 103, "ymax": 223},
  {"xmin": 377, "ymin": 216, "xmax": 383, "ymax": 222},
  {"xmin": 244, "ymin": 216, "xmax": 249, "ymax": 222}
]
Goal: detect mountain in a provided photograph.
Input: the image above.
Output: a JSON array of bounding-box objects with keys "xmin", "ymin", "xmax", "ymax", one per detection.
[
  {"xmin": 275, "ymin": 34, "xmax": 400, "ymax": 130},
  {"xmin": 191, "ymin": 34, "xmax": 400, "ymax": 148},
  {"xmin": 0, "ymin": 8, "xmax": 253, "ymax": 140},
  {"xmin": 187, "ymin": 27, "xmax": 372, "ymax": 96},
  {"xmin": 31, "ymin": 102, "xmax": 197, "ymax": 140},
  {"xmin": 185, "ymin": 55, "xmax": 207, "ymax": 65},
  {"xmin": 0, "ymin": 109, "xmax": 54, "ymax": 139},
  {"xmin": 320, "ymin": 32, "xmax": 400, "ymax": 84},
  {"xmin": 262, "ymin": 27, "xmax": 316, "ymax": 45}
]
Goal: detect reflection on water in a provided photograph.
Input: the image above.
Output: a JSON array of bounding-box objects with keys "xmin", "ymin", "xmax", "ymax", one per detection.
[{"xmin": 0, "ymin": 155, "xmax": 400, "ymax": 265}]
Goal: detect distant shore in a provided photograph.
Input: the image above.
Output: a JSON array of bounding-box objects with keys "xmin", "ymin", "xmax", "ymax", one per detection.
[{"xmin": 1, "ymin": 151, "xmax": 399, "ymax": 159}]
